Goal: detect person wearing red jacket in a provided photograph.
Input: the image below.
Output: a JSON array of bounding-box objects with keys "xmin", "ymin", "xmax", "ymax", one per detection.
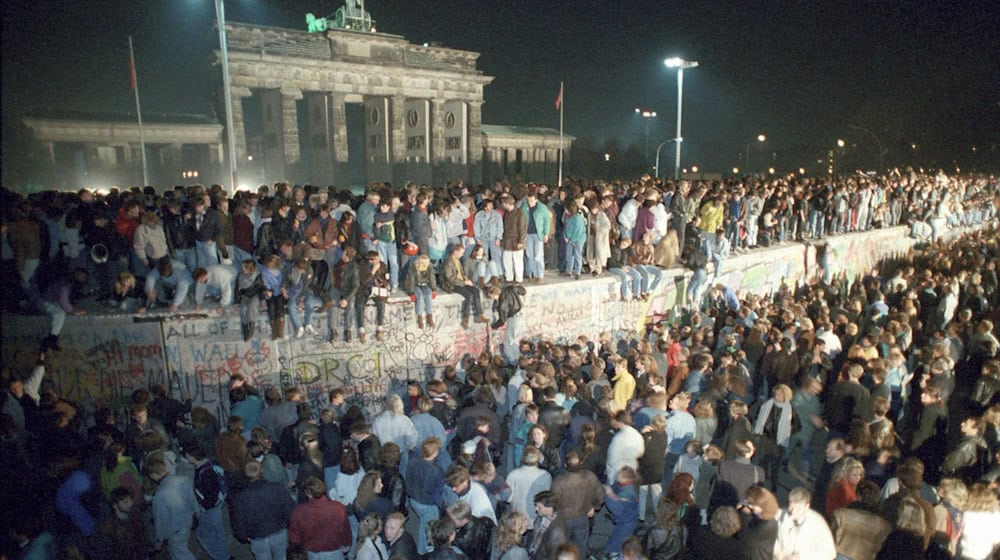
[{"xmin": 289, "ymin": 476, "xmax": 352, "ymax": 559}]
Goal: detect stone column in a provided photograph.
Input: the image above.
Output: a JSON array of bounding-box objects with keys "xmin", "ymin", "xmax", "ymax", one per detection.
[
  {"xmin": 390, "ymin": 95, "xmax": 407, "ymax": 163},
  {"xmin": 41, "ymin": 141, "xmax": 56, "ymax": 165},
  {"xmin": 467, "ymin": 101, "xmax": 483, "ymax": 163},
  {"xmin": 330, "ymin": 93, "xmax": 349, "ymax": 185},
  {"xmin": 229, "ymin": 87, "xmax": 251, "ymax": 162},
  {"xmin": 330, "ymin": 94, "xmax": 348, "ymax": 164},
  {"xmin": 281, "ymin": 88, "xmax": 302, "ymax": 168},
  {"xmin": 430, "ymin": 100, "xmax": 446, "ymax": 163},
  {"xmin": 390, "ymin": 95, "xmax": 407, "ymax": 184}
]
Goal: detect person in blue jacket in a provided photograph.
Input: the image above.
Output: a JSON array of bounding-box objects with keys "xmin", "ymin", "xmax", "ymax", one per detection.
[{"xmin": 562, "ymin": 202, "xmax": 587, "ymax": 279}]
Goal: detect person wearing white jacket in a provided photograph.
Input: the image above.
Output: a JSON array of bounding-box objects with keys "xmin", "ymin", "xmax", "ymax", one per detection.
[
  {"xmin": 774, "ymin": 487, "xmax": 836, "ymax": 560},
  {"xmin": 133, "ymin": 211, "xmax": 169, "ymax": 269}
]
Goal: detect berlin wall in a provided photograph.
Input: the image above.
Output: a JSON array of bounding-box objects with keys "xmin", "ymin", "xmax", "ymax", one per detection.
[{"xmin": 0, "ymin": 226, "xmax": 931, "ymax": 420}]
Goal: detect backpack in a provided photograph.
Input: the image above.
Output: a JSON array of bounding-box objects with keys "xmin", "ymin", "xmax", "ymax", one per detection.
[{"xmin": 194, "ymin": 462, "xmax": 227, "ymax": 510}]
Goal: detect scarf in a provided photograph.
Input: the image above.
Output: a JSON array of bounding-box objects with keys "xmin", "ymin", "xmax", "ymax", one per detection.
[{"xmin": 754, "ymin": 398, "xmax": 793, "ymax": 447}]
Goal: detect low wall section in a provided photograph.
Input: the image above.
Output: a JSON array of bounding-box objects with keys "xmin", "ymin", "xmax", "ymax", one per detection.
[{"xmin": 0, "ymin": 226, "xmax": 936, "ymax": 419}]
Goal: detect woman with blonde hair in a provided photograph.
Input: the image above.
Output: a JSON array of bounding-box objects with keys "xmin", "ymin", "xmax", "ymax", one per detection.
[
  {"xmin": 958, "ymin": 483, "xmax": 1000, "ymax": 559},
  {"xmin": 753, "ymin": 383, "xmax": 798, "ymax": 491},
  {"xmin": 826, "ymin": 458, "xmax": 865, "ymax": 515},
  {"xmin": 490, "ymin": 510, "xmax": 530, "ymax": 560},
  {"xmin": 933, "ymin": 478, "xmax": 967, "ymax": 557},
  {"xmin": 355, "ymin": 512, "xmax": 388, "ymax": 560}
]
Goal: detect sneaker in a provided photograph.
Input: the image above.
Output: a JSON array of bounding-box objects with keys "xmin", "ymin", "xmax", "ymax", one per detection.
[
  {"xmin": 295, "ymin": 326, "xmax": 305, "ymax": 338},
  {"xmin": 304, "ymin": 324, "xmax": 317, "ymax": 335}
]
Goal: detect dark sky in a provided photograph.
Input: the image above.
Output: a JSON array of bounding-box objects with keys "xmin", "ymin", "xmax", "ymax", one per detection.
[{"xmin": 3, "ymin": 0, "xmax": 999, "ymax": 174}]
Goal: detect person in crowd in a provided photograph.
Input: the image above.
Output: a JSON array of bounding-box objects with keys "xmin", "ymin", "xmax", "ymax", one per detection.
[
  {"xmin": 774, "ymin": 487, "xmax": 837, "ymax": 560},
  {"xmin": 146, "ymin": 454, "xmax": 197, "ymax": 560},
  {"xmin": 447, "ymin": 500, "xmax": 495, "ymax": 560},
  {"xmin": 233, "ymin": 461, "xmax": 297, "ymax": 560},
  {"xmin": 441, "ymin": 243, "xmax": 487, "ymax": 329}
]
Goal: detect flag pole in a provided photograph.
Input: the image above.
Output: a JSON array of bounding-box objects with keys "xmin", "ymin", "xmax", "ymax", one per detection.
[
  {"xmin": 557, "ymin": 81, "xmax": 564, "ymax": 187},
  {"xmin": 129, "ymin": 35, "xmax": 150, "ymax": 187}
]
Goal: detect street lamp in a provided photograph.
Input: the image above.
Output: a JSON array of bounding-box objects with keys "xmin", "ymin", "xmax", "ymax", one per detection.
[
  {"xmin": 664, "ymin": 57, "xmax": 698, "ymax": 180},
  {"xmin": 746, "ymin": 133, "xmax": 766, "ymax": 173},
  {"xmin": 653, "ymin": 138, "xmax": 678, "ymax": 179},
  {"xmin": 634, "ymin": 107, "xmax": 657, "ymax": 170},
  {"xmin": 210, "ymin": 0, "xmax": 238, "ymax": 193},
  {"xmin": 848, "ymin": 124, "xmax": 885, "ymax": 173}
]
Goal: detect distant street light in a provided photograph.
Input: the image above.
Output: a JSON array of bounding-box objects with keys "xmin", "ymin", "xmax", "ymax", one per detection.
[
  {"xmin": 732, "ymin": 167, "xmax": 740, "ymax": 174},
  {"xmin": 837, "ymin": 139, "xmax": 846, "ymax": 148},
  {"xmin": 664, "ymin": 57, "xmax": 699, "ymax": 179},
  {"xmin": 634, "ymin": 106, "xmax": 657, "ymax": 170},
  {"xmin": 848, "ymin": 124, "xmax": 886, "ymax": 172},
  {"xmin": 746, "ymin": 133, "xmax": 766, "ymax": 173}
]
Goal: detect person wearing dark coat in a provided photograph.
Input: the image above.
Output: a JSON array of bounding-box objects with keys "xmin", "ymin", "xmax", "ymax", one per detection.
[
  {"xmin": 423, "ymin": 518, "xmax": 469, "ymax": 560},
  {"xmin": 736, "ymin": 486, "xmax": 780, "ymax": 560},
  {"xmin": 687, "ymin": 506, "xmax": 751, "ymax": 560},
  {"xmin": 909, "ymin": 386, "xmax": 949, "ymax": 484},
  {"xmin": 383, "ymin": 511, "xmax": 419, "ymax": 559},
  {"xmin": 448, "ymin": 500, "xmax": 494, "ymax": 560},
  {"xmin": 232, "ymin": 462, "xmax": 297, "ymax": 553},
  {"xmin": 351, "ymin": 423, "xmax": 383, "ymax": 472}
]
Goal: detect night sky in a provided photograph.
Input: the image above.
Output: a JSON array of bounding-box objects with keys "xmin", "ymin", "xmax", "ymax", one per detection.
[{"xmin": 3, "ymin": 0, "xmax": 999, "ymax": 180}]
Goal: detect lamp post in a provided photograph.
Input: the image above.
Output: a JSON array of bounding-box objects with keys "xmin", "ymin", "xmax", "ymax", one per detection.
[
  {"xmin": 653, "ymin": 139, "xmax": 677, "ymax": 179},
  {"xmin": 215, "ymin": 0, "xmax": 238, "ymax": 193},
  {"xmin": 746, "ymin": 133, "xmax": 766, "ymax": 174},
  {"xmin": 848, "ymin": 124, "xmax": 885, "ymax": 173},
  {"xmin": 634, "ymin": 107, "xmax": 657, "ymax": 171},
  {"xmin": 664, "ymin": 57, "xmax": 698, "ymax": 180}
]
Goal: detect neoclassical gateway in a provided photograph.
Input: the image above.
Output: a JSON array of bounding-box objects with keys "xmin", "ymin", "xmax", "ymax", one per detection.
[{"xmin": 22, "ymin": 20, "xmax": 573, "ymax": 190}]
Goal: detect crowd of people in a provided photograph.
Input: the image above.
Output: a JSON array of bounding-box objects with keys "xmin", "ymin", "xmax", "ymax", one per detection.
[
  {"xmin": 1, "ymin": 171, "xmax": 1000, "ymax": 560},
  {"xmin": 2, "ymin": 170, "xmax": 995, "ymax": 351}
]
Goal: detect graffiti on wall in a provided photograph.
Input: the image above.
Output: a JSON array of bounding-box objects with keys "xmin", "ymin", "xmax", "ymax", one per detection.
[{"xmin": 1, "ymin": 226, "xmax": 944, "ymax": 422}]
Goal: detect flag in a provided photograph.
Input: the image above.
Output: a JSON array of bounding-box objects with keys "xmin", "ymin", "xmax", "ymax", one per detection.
[
  {"xmin": 555, "ymin": 83, "xmax": 563, "ymax": 110},
  {"xmin": 129, "ymin": 45, "xmax": 137, "ymax": 90}
]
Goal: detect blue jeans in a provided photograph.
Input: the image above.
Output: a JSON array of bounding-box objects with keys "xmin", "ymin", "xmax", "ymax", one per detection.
[
  {"xmin": 166, "ymin": 528, "xmax": 197, "ymax": 560},
  {"xmin": 250, "ymin": 528, "xmax": 288, "ymax": 560},
  {"xmin": 525, "ymin": 234, "xmax": 545, "ymax": 278},
  {"xmin": 376, "ymin": 242, "xmax": 399, "ymax": 289},
  {"xmin": 502, "ymin": 312, "xmax": 524, "ymax": 366},
  {"xmin": 287, "ymin": 292, "xmax": 317, "ymax": 331},
  {"xmin": 565, "ymin": 241, "xmax": 583, "ymax": 274},
  {"xmin": 323, "ymin": 465, "xmax": 340, "ymax": 490},
  {"xmin": 41, "ymin": 301, "xmax": 67, "ymax": 336},
  {"xmin": 687, "ymin": 268, "xmax": 707, "ymax": 305},
  {"xmin": 808, "ymin": 210, "xmax": 824, "ymax": 238},
  {"xmin": 195, "ymin": 506, "xmax": 230, "ymax": 560},
  {"xmin": 410, "ymin": 500, "xmax": 439, "ymax": 554},
  {"xmin": 414, "ymin": 286, "xmax": 433, "ymax": 316},
  {"xmin": 176, "ymin": 247, "xmax": 197, "ymax": 273},
  {"xmin": 609, "ymin": 267, "xmax": 642, "ymax": 299},
  {"xmin": 195, "ymin": 240, "xmax": 220, "ymax": 268},
  {"xmin": 474, "ymin": 259, "xmax": 501, "ymax": 284},
  {"xmin": 635, "ymin": 264, "xmax": 663, "ymax": 294},
  {"xmin": 308, "ymin": 551, "xmax": 345, "ymax": 560}
]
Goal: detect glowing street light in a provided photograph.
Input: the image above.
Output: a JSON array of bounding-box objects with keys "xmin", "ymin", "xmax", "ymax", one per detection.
[
  {"xmin": 837, "ymin": 139, "xmax": 846, "ymax": 148},
  {"xmin": 732, "ymin": 167, "xmax": 740, "ymax": 174},
  {"xmin": 747, "ymin": 133, "xmax": 767, "ymax": 172},
  {"xmin": 634, "ymin": 106, "xmax": 657, "ymax": 168},
  {"xmin": 664, "ymin": 56, "xmax": 699, "ymax": 179}
]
